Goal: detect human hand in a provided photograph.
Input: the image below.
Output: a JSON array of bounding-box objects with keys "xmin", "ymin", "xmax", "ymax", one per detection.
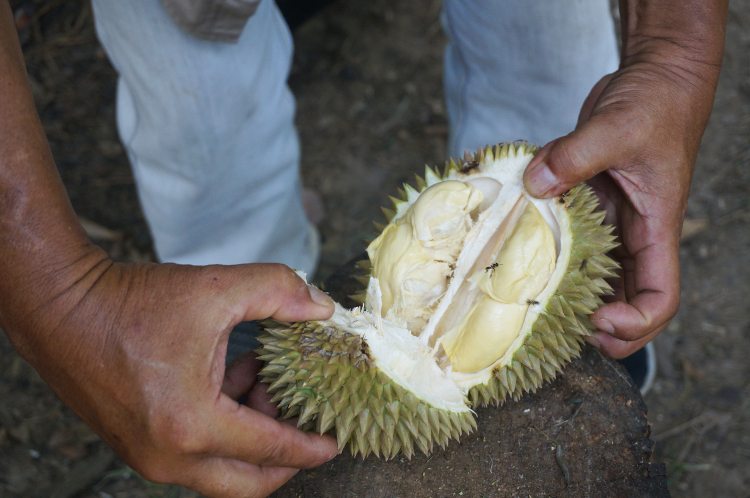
[
  {"xmin": 7, "ymin": 259, "xmax": 337, "ymax": 498},
  {"xmin": 522, "ymin": 22, "xmax": 725, "ymax": 358}
]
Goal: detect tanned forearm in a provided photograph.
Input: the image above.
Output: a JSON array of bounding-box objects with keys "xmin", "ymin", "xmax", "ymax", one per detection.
[
  {"xmin": 620, "ymin": 0, "xmax": 727, "ymax": 66},
  {"xmin": 0, "ymin": 2, "xmax": 110, "ymax": 356},
  {"xmin": 619, "ymin": 0, "xmax": 727, "ymax": 136}
]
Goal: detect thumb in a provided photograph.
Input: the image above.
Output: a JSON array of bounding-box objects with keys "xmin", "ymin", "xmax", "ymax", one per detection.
[
  {"xmin": 523, "ymin": 74, "xmax": 626, "ymax": 198},
  {"xmin": 222, "ymin": 264, "xmax": 335, "ymax": 323}
]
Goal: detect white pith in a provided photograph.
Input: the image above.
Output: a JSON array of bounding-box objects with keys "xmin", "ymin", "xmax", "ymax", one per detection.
[
  {"xmin": 323, "ymin": 147, "xmax": 574, "ymax": 407},
  {"xmin": 318, "ymin": 296, "xmax": 470, "ymax": 413}
]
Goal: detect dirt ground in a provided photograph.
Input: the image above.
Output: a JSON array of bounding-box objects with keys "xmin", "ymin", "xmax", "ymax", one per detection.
[{"xmin": 1, "ymin": 0, "xmax": 749, "ymax": 497}]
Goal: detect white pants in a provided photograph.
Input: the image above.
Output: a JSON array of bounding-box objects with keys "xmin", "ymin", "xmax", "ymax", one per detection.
[
  {"xmin": 91, "ymin": 0, "xmax": 617, "ymax": 272},
  {"xmin": 92, "ymin": 0, "xmax": 317, "ymax": 272},
  {"xmin": 443, "ymin": 0, "xmax": 619, "ymax": 156}
]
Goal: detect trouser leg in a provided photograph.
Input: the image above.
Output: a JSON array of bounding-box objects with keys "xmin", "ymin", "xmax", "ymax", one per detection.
[
  {"xmin": 91, "ymin": 0, "xmax": 318, "ymax": 273},
  {"xmin": 442, "ymin": 0, "xmax": 619, "ymax": 156}
]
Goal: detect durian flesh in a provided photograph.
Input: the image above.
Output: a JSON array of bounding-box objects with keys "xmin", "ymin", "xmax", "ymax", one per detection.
[
  {"xmin": 257, "ymin": 142, "xmax": 619, "ymax": 460},
  {"xmin": 439, "ymin": 201, "xmax": 557, "ymax": 373}
]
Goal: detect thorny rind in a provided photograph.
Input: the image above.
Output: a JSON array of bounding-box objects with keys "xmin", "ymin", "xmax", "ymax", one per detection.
[
  {"xmin": 256, "ymin": 142, "xmax": 619, "ymax": 459},
  {"xmin": 257, "ymin": 320, "xmax": 477, "ymax": 460}
]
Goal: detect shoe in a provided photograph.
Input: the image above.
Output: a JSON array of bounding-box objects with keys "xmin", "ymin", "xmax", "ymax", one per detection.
[
  {"xmin": 617, "ymin": 342, "xmax": 657, "ymax": 395},
  {"xmin": 305, "ymin": 222, "xmax": 321, "ymax": 278},
  {"xmin": 302, "ymin": 188, "xmax": 325, "ymax": 226}
]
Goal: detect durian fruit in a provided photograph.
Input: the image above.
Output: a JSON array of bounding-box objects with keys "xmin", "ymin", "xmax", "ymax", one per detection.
[{"xmin": 257, "ymin": 141, "xmax": 618, "ymax": 460}]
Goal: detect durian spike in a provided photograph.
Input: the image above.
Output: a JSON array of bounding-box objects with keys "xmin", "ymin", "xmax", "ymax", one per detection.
[
  {"xmin": 424, "ymin": 165, "xmax": 441, "ymax": 185},
  {"xmin": 349, "ymin": 292, "xmax": 366, "ymax": 304},
  {"xmin": 445, "ymin": 157, "xmax": 459, "ymax": 176},
  {"xmin": 403, "ymin": 183, "xmax": 420, "ymax": 202},
  {"xmin": 499, "ymin": 142, "xmax": 509, "ymax": 158},
  {"xmin": 354, "ymin": 275, "xmax": 370, "ymax": 287},
  {"xmin": 484, "ymin": 144, "xmax": 494, "ymax": 162},
  {"xmin": 381, "ymin": 206, "xmax": 397, "ymax": 221},
  {"xmin": 356, "ymin": 259, "xmax": 372, "ymax": 271}
]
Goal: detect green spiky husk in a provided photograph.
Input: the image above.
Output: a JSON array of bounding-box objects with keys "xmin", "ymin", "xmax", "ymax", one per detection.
[
  {"xmin": 256, "ymin": 321, "xmax": 477, "ymax": 460},
  {"xmin": 256, "ymin": 141, "xmax": 619, "ymax": 459}
]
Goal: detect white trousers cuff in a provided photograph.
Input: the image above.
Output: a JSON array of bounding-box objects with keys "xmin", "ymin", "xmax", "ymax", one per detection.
[{"xmin": 92, "ymin": 0, "xmax": 318, "ymax": 273}]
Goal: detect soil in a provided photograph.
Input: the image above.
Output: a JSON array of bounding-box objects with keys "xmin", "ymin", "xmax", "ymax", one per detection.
[{"xmin": 1, "ymin": 0, "xmax": 749, "ymax": 497}]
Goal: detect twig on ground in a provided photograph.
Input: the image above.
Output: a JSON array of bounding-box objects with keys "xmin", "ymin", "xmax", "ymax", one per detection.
[
  {"xmin": 376, "ymin": 97, "xmax": 410, "ymax": 135},
  {"xmin": 653, "ymin": 411, "xmax": 731, "ymax": 442},
  {"xmin": 594, "ymin": 349, "xmax": 631, "ymax": 387},
  {"xmin": 556, "ymin": 445, "xmax": 570, "ymax": 486},
  {"xmin": 529, "ymin": 423, "xmax": 558, "ymax": 445}
]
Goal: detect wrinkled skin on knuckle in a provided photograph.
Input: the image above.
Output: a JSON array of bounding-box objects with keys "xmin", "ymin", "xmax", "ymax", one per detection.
[
  {"xmin": 548, "ymin": 139, "xmax": 585, "ymax": 180},
  {"xmin": 148, "ymin": 406, "xmax": 209, "ymax": 459},
  {"xmin": 278, "ymin": 263, "xmax": 306, "ymax": 291},
  {"xmin": 167, "ymin": 423, "xmax": 208, "ymax": 458},
  {"xmin": 256, "ymin": 424, "xmax": 293, "ymax": 466},
  {"xmin": 663, "ymin": 289, "xmax": 681, "ymax": 325},
  {"xmin": 182, "ymin": 462, "xmax": 236, "ymax": 498},
  {"xmin": 255, "ymin": 263, "xmax": 301, "ymax": 296},
  {"xmin": 129, "ymin": 452, "xmax": 176, "ymax": 485}
]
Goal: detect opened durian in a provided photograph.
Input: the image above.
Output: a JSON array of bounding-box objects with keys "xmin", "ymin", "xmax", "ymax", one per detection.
[{"xmin": 257, "ymin": 141, "xmax": 618, "ymax": 460}]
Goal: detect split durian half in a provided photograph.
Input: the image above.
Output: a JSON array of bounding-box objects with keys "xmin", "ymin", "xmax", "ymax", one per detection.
[{"xmin": 257, "ymin": 142, "xmax": 618, "ymax": 460}]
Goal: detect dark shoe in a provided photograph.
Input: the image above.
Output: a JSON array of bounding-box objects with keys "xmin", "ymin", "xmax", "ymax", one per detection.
[{"xmin": 617, "ymin": 342, "xmax": 656, "ymax": 395}]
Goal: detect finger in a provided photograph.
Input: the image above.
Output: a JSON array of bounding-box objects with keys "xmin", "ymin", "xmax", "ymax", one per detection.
[
  {"xmin": 227, "ymin": 264, "xmax": 335, "ymax": 323},
  {"xmin": 182, "ymin": 457, "xmax": 300, "ymax": 498},
  {"xmin": 524, "ymin": 109, "xmax": 643, "ymax": 198},
  {"xmin": 245, "ymin": 381, "xmax": 279, "ymax": 419},
  {"xmin": 586, "ymin": 320, "xmax": 667, "ymax": 360},
  {"xmin": 222, "ymin": 351, "xmax": 263, "ymax": 400},
  {"xmin": 588, "ymin": 213, "xmax": 681, "ymax": 344},
  {"xmin": 210, "ymin": 395, "xmax": 338, "ymax": 468}
]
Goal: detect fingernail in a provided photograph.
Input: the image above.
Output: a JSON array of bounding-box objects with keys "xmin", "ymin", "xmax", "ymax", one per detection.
[
  {"xmin": 592, "ymin": 318, "xmax": 615, "ymax": 335},
  {"xmin": 308, "ymin": 285, "xmax": 334, "ymax": 307},
  {"xmin": 524, "ymin": 162, "xmax": 557, "ymax": 197},
  {"xmin": 585, "ymin": 334, "xmax": 602, "ymax": 350}
]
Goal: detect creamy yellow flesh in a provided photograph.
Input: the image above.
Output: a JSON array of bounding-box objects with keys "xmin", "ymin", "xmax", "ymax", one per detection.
[
  {"xmin": 367, "ymin": 180, "xmax": 556, "ymax": 374},
  {"xmin": 440, "ymin": 203, "xmax": 556, "ymax": 372},
  {"xmin": 366, "ymin": 181, "xmax": 483, "ymax": 333}
]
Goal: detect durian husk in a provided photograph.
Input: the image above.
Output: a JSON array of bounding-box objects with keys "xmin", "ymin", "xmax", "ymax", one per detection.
[
  {"xmin": 257, "ymin": 141, "xmax": 619, "ymax": 459},
  {"xmin": 256, "ymin": 320, "xmax": 476, "ymax": 460}
]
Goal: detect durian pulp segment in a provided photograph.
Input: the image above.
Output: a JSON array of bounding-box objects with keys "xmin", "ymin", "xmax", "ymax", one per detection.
[
  {"xmin": 366, "ymin": 180, "xmax": 484, "ymax": 334},
  {"xmin": 437, "ymin": 203, "xmax": 556, "ymax": 372},
  {"xmin": 364, "ymin": 147, "xmax": 571, "ymax": 386},
  {"xmin": 322, "ymin": 279, "xmax": 468, "ymax": 413},
  {"xmin": 422, "ymin": 196, "xmax": 528, "ymax": 348}
]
